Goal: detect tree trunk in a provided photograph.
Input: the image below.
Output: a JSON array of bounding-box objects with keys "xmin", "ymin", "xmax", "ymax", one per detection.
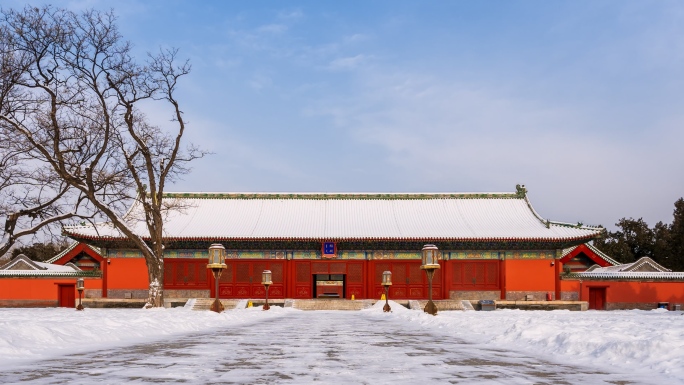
[{"xmin": 145, "ymin": 251, "xmax": 164, "ymax": 308}]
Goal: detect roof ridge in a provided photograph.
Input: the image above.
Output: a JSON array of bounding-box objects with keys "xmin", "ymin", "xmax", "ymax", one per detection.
[{"xmin": 162, "ymin": 192, "xmax": 522, "ymax": 200}]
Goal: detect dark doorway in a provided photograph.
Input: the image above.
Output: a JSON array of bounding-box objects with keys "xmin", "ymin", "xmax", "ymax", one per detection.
[
  {"xmin": 313, "ymin": 274, "xmax": 345, "ymax": 298},
  {"xmin": 589, "ymin": 287, "xmax": 606, "ymax": 310},
  {"xmin": 58, "ymin": 284, "xmax": 76, "ymax": 308}
]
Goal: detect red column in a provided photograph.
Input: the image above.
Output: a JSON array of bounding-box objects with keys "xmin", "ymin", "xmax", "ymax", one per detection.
[
  {"xmin": 500, "ymin": 255, "xmax": 507, "ymax": 300},
  {"xmin": 102, "ymin": 258, "xmax": 108, "ymax": 298},
  {"xmin": 439, "ymin": 260, "xmax": 451, "ymax": 299},
  {"xmin": 554, "ymin": 259, "xmax": 561, "ymax": 301},
  {"xmin": 365, "ymin": 259, "xmax": 372, "ymax": 299}
]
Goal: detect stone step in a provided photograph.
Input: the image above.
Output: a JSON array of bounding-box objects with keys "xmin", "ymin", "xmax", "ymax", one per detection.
[
  {"xmin": 408, "ymin": 300, "xmax": 465, "ymax": 311},
  {"xmin": 190, "ymin": 298, "xmax": 242, "ymax": 311},
  {"xmin": 292, "ymin": 299, "xmax": 375, "ymax": 311}
]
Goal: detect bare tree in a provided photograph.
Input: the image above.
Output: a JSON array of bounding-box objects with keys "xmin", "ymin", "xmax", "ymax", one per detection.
[
  {"xmin": 0, "ymin": 24, "xmax": 90, "ymax": 257},
  {"xmin": 0, "ymin": 6, "xmax": 204, "ymax": 307}
]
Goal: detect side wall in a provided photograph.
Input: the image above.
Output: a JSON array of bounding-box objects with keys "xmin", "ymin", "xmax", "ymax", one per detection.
[
  {"xmin": 561, "ymin": 279, "xmax": 684, "ymax": 310},
  {"xmin": 106, "ymin": 258, "xmax": 149, "ymax": 299},
  {"xmin": 0, "ymin": 278, "xmax": 102, "ymax": 307},
  {"xmin": 504, "ymin": 259, "xmax": 557, "ymax": 300}
]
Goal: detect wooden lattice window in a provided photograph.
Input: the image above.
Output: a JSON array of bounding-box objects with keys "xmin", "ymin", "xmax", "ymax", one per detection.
[
  {"xmin": 296, "ymin": 263, "xmax": 310, "ymax": 283},
  {"xmin": 219, "ymin": 263, "xmax": 232, "ymax": 282},
  {"xmin": 393, "ymin": 264, "xmax": 406, "ymax": 285},
  {"xmin": 164, "ymin": 265, "xmax": 174, "ymax": 285},
  {"xmin": 176, "ymin": 263, "xmax": 187, "ymax": 284},
  {"xmin": 253, "ymin": 262, "xmax": 267, "ymax": 282},
  {"xmin": 270, "ymin": 263, "xmax": 283, "ymax": 283},
  {"xmin": 375, "ymin": 263, "xmax": 390, "ymax": 283},
  {"xmin": 452, "ymin": 260, "xmax": 499, "ymax": 289},
  {"xmin": 452, "ymin": 263, "xmax": 463, "ymax": 285},
  {"xmin": 197, "ymin": 262, "xmax": 208, "ymax": 283},
  {"xmin": 347, "ymin": 263, "xmax": 363, "ymax": 283},
  {"xmin": 485, "ymin": 263, "xmax": 498, "ymax": 285},
  {"xmin": 236, "ymin": 263, "xmax": 250, "ymax": 283},
  {"xmin": 312, "ymin": 262, "xmax": 328, "ymax": 274},
  {"xmin": 409, "ymin": 264, "xmax": 422, "ymax": 284}
]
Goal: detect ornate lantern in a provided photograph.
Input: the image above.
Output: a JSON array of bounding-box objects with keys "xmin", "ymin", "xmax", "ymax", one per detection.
[
  {"xmin": 382, "ymin": 271, "xmax": 392, "ymax": 286},
  {"xmin": 76, "ymin": 278, "xmax": 84, "ymax": 311},
  {"xmin": 262, "ymin": 270, "xmax": 273, "ymax": 286},
  {"xmin": 382, "ymin": 271, "xmax": 392, "ymax": 312},
  {"xmin": 262, "ymin": 270, "xmax": 272, "ymax": 310},
  {"xmin": 421, "ymin": 244, "xmax": 440, "ymax": 315},
  {"xmin": 207, "ymin": 244, "xmax": 227, "ymax": 313},
  {"xmin": 421, "ymin": 244, "xmax": 440, "ymax": 269},
  {"xmin": 207, "ymin": 244, "xmax": 227, "ymax": 269}
]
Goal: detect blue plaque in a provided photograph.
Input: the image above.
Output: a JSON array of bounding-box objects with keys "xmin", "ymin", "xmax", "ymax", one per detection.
[{"xmin": 323, "ymin": 242, "xmax": 336, "ymax": 255}]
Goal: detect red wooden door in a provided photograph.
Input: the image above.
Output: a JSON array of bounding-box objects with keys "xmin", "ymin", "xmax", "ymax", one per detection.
[
  {"xmin": 164, "ymin": 259, "xmax": 210, "ymax": 290},
  {"xmin": 450, "ymin": 260, "xmax": 499, "ymax": 291},
  {"xmin": 373, "ymin": 261, "xmax": 442, "ymax": 300},
  {"xmin": 589, "ymin": 287, "xmax": 606, "ymax": 310},
  {"xmin": 218, "ymin": 260, "xmax": 285, "ymax": 299},
  {"xmin": 58, "ymin": 284, "xmax": 75, "ymax": 308}
]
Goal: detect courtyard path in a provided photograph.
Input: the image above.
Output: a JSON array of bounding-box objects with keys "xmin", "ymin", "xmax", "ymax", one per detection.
[{"xmin": 0, "ymin": 309, "xmax": 656, "ymax": 384}]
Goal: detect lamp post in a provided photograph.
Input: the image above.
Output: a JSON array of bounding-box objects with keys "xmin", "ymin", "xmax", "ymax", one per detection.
[
  {"xmin": 207, "ymin": 244, "xmax": 227, "ymax": 313},
  {"xmin": 421, "ymin": 244, "xmax": 440, "ymax": 316},
  {"xmin": 262, "ymin": 270, "xmax": 272, "ymax": 311},
  {"xmin": 382, "ymin": 270, "xmax": 392, "ymax": 312},
  {"xmin": 76, "ymin": 278, "xmax": 84, "ymax": 311}
]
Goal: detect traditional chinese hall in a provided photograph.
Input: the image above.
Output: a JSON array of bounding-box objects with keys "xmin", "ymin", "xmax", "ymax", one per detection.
[{"xmin": 58, "ymin": 187, "xmax": 604, "ymax": 302}]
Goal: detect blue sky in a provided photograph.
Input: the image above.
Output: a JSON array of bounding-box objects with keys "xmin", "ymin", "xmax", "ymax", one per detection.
[{"xmin": 5, "ymin": 1, "xmax": 684, "ymax": 229}]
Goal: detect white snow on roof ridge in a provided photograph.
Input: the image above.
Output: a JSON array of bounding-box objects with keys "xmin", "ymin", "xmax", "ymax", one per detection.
[{"xmin": 63, "ymin": 191, "xmax": 604, "ymax": 242}]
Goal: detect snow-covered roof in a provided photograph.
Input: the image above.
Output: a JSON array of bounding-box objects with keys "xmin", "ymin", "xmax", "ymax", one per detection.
[
  {"xmin": 0, "ymin": 254, "xmax": 94, "ymax": 277},
  {"xmin": 0, "ymin": 254, "xmax": 80, "ymax": 272},
  {"xmin": 585, "ymin": 257, "xmax": 671, "ymax": 273},
  {"xmin": 63, "ymin": 190, "xmax": 605, "ymax": 242},
  {"xmin": 0, "ymin": 269, "xmax": 99, "ymax": 278},
  {"xmin": 562, "ymin": 243, "xmax": 620, "ymax": 266},
  {"xmin": 45, "ymin": 242, "xmax": 101, "ymax": 264},
  {"xmin": 566, "ymin": 271, "xmax": 684, "ymax": 281}
]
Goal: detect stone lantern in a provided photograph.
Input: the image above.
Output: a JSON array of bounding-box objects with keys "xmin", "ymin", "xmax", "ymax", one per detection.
[
  {"xmin": 262, "ymin": 270, "xmax": 272, "ymax": 310},
  {"xmin": 382, "ymin": 270, "xmax": 392, "ymax": 312},
  {"xmin": 76, "ymin": 278, "xmax": 84, "ymax": 311},
  {"xmin": 207, "ymin": 244, "xmax": 227, "ymax": 313},
  {"xmin": 421, "ymin": 244, "xmax": 440, "ymax": 315}
]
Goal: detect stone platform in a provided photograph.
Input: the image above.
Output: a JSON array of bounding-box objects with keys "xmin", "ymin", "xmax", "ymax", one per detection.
[{"xmin": 492, "ymin": 300, "xmax": 588, "ymax": 311}]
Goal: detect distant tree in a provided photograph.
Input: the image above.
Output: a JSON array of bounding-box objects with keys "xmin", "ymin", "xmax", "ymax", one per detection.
[
  {"xmin": 667, "ymin": 198, "xmax": 684, "ymax": 271},
  {"xmin": 11, "ymin": 241, "xmax": 69, "ymax": 262},
  {"xmin": 652, "ymin": 220, "xmax": 672, "ymax": 268},
  {"xmin": 595, "ymin": 198, "xmax": 684, "ymax": 271},
  {"xmin": 0, "ymin": 6, "xmax": 204, "ymax": 307},
  {"xmin": 594, "ymin": 218, "xmax": 654, "ymax": 264}
]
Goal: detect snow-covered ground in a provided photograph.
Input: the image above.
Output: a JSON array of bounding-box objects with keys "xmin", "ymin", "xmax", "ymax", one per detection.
[
  {"xmin": 0, "ymin": 305, "xmax": 284, "ymax": 368},
  {"xmin": 366, "ymin": 302, "xmax": 684, "ymax": 382},
  {"xmin": 1, "ymin": 304, "xmax": 682, "ymax": 383}
]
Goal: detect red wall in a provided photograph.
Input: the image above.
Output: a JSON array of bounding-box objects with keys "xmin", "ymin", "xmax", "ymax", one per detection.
[
  {"xmin": 107, "ymin": 258, "xmax": 149, "ymax": 290},
  {"xmin": 562, "ymin": 279, "xmax": 684, "ymax": 307},
  {"xmin": 0, "ymin": 278, "xmax": 102, "ymax": 302},
  {"xmin": 505, "ymin": 259, "xmax": 556, "ymax": 292}
]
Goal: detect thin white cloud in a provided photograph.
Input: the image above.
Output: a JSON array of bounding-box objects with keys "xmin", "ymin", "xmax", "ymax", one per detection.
[
  {"xmin": 248, "ymin": 73, "xmax": 273, "ymax": 90},
  {"xmin": 278, "ymin": 9, "xmax": 303, "ymax": 20},
  {"xmin": 305, "ymin": 69, "xmax": 684, "ymax": 227},
  {"xmin": 257, "ymin": 23, "xmax": 288, "ymax": 34},
  {"xmin": 327, "ymin": 54, "xmax": 369, "ymax": 71}
]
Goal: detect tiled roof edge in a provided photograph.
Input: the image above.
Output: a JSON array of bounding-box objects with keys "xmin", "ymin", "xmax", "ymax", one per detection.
[
  {"xmin": 585, "ymin": 243, "xmax": 621, "ymax": 266},
  {"xmin": 0, "ymin": 270, "xmax": 101, "ymax": 278},
  {"xmin": 45, "ymin": 242, "xmax": 102, "ymax": 264},
  {"xmin": 564, "ymin": 272, "xmax": 684, "ymax": 281},
  {"xmin": 162, "ymin": 192, "xmax": 522, "ymax": 200}
]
